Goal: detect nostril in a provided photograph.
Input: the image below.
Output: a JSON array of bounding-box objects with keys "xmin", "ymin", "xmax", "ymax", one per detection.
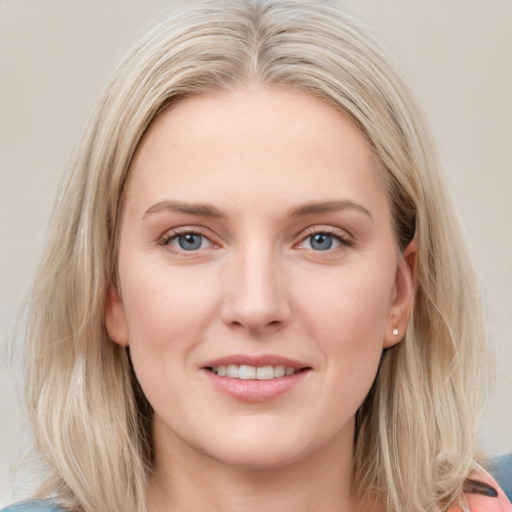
[{"xmin": 227, "ymin": 318, "xmax": 285, "ymax": 332}]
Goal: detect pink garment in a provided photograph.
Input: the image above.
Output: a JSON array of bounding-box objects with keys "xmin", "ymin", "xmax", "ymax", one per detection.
[{"xmin": 450, "ymin": 470, "xmax": 512, "ymax": 512}]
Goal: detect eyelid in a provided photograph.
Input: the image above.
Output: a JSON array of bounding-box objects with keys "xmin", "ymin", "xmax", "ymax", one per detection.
[
  {"xmin": 157, "ymin": 224, "xmax": 353, "ymax": 256},
  {"xmin": 158, "ymin": 226, "xmax": 220, "ymax": 255},
  {"xmin": 296, "ymin": 225, "xmax": 354, "ymax": 248}
]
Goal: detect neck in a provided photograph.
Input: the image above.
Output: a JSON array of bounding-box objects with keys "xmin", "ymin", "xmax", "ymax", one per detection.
[{"xmin": 147, "ymin": 419, "xmax": 356, "ymax": 512}]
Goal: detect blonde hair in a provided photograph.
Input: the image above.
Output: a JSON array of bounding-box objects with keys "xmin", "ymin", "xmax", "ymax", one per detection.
[{"xmin": 23, "ymin": 1, "xmax": 492, "ymax": 511}]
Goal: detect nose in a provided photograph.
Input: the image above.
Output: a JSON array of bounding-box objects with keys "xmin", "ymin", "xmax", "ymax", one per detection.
[{"xmin": 220, "ymin": 246, "xmax": 292, "ymax": 335}]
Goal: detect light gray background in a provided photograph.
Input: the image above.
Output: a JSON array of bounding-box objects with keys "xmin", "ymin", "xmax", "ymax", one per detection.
[{"xmin": 1, "ymin": 0, "xmax": 511, "ymax": 507}]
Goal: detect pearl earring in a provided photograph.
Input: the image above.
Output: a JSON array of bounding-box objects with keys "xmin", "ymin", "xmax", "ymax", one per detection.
[{"xmin": 392, "ymin": 328, "xmax": 399, "ymax": 336}]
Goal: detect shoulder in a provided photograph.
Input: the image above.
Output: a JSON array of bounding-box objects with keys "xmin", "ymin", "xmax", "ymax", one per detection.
[
  {"xmin": 491, "ymin": 453, "xmax": 512, "ymax": 503},
  {"xmin": 1, "ymin": 501, "xmax": 65, "ymax": 512},
  {"xmin": 449, "ymin": 465, "xmax": 512, "ymax": 512}
]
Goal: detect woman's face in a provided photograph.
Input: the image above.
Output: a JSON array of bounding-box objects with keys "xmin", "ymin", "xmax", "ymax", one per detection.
[{"xmin": 106, "ymin": 87, "xmax": 414, "ymax": 470}]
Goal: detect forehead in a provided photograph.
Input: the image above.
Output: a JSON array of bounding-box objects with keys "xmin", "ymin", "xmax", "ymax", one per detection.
[{"xmin": 124, "ymin": 87, "xmax": 388, "ymax": 220}]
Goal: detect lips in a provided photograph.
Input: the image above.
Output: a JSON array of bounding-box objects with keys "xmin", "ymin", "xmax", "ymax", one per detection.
[{"xmin": 201, "ymin": 354, "xmax": 311, "ymax": 402}]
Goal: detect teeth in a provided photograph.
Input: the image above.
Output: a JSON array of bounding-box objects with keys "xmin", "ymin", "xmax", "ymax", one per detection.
[
  {"xmin": 226, "ymin": 364, "xmax": 239, "ymax": 378},
  {"xmin": 274, "ymin": 365, "xmax": 285, "ymax": 378},
  {"xmin": 211, "ymin": 364, "xmax": 299, "ymax": 379},
  {"xmin": 239, "ymin": 365, "xmax": 256, "ymax": 379},
  {"xmin": 256, "ymin": 366, "xmax": 274, "ymax": 380}
]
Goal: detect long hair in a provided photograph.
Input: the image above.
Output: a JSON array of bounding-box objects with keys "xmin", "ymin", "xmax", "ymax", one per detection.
[{"xmin": 23, "ymin": 1, "xmax": 492, "ymax": 511}]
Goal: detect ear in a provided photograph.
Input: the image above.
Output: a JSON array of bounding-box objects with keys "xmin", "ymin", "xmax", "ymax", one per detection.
[
  {"xmin": 383, "ymin": 240, "xmax": 416, "ymax": 348},
  {"xmin": 104, "ymin": 285, "xmax": 129, "ymax": 347}
]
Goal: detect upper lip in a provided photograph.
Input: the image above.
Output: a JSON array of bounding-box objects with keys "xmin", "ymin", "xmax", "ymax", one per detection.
[{"xmin": 202, "ymin": 354, "xmax": 311, "ymax": 369}]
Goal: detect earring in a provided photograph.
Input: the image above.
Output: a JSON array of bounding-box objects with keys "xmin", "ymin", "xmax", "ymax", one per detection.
[{"xmin": 392, "ymin": 328, "xmax": 399, "ymax": 336}]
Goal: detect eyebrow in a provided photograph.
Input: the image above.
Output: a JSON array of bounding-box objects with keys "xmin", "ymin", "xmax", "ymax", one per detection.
[
  {"xmin": 287, "ymin": 200, "xmax": 373, "ymax": 220},
  {"xmin": 143, "ymin": 200, "xmax": 225, "ymax": 220},
  {"xmin": 142, "ymin": 198, "xmax": 372, "ymax": 221}
]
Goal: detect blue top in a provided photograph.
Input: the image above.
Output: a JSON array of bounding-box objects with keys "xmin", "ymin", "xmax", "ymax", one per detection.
[
  {"xmin": 491, "ymin": 453, "xmax": 512, "ymax": 502},
  {"xmin": 1, "ymin": 501, "xmax": 64, "ymax": 512}
]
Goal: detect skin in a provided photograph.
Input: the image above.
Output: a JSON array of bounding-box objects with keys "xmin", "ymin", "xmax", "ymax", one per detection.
[{"xmin": 105, "ymin": 87, "xmax": 415, "ymax": 512}]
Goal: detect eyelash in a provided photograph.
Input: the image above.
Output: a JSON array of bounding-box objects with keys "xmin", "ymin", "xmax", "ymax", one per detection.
[
  {"xmin": 297, "ymin": 227, "xmax": 354, "ymax": 251},
  {"xmin": 158, "ymin": 228, "xmax": 215, "ymax": 256},
  {"xmin": 158, "ymin": 226, "xmax": 354, "ymax": 256}
]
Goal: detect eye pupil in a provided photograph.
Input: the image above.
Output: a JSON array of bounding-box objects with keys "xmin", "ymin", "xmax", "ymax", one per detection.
[
  {"xmin": 310, "ymin": 233, "xmax": 333, "ymax": 251},
  {"xmin": 178, "ymin": 233, "xmax": 202, "ymax": 250}
]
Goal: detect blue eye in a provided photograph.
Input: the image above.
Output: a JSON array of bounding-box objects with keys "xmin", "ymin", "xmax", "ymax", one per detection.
[
  {"xmin": 172, "ymin": 233, "xmax": 206, "ymax": 251},
  {"xmin": 297, "ymin": 230, "xmax": 350, "ymax": 252},
  {"xmin": 308, "ymin": 233, "xmax": 334, "ymax": 251}
]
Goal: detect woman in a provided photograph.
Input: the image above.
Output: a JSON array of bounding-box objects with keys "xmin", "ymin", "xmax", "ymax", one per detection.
[{"xmin": 4, "ymin": 1, "xmax": 510, "ymax": 511}]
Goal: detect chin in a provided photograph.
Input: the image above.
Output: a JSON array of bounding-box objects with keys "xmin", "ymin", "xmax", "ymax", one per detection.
[
  {"xmin": 208, "ymin": 444, "xmax": 306, "ymax": 471},
  {"xmin": 198, "ymin": 423, "xmax": 327, "ymax": 471}
]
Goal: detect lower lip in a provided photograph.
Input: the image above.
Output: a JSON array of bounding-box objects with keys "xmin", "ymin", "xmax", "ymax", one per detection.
[{"xmin": 202, "ymin": 369, "xmax": 310, "ymax": 402}]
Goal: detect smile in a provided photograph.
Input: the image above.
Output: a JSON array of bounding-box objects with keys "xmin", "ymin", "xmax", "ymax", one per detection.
[
  {"xmin": 202, "ymin": 355, "xmax": 312, "ymax": 401},
  {"xmin": 208, "ymin": 364, "xmax": 301, "ymax": 380}
]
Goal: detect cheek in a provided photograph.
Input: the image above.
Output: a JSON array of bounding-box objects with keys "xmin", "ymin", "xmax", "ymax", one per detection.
[
  {"xmin": 295, "ymin": 263, "xmax": 394, "ymax": 393},
  {"xmin": 121, "ymin": 257, "xmax": 218, "ymax": 334},
  {"xmin": 118, "ymin": 263, "xmax": 220, "ymax": 381},
  {"xmin": 120, "ymin": 278, "xmax": 217, "ymax": 419},
  {"xmin": 298, "ymin": 263, "xmax": 394, "ymax": 342}
]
